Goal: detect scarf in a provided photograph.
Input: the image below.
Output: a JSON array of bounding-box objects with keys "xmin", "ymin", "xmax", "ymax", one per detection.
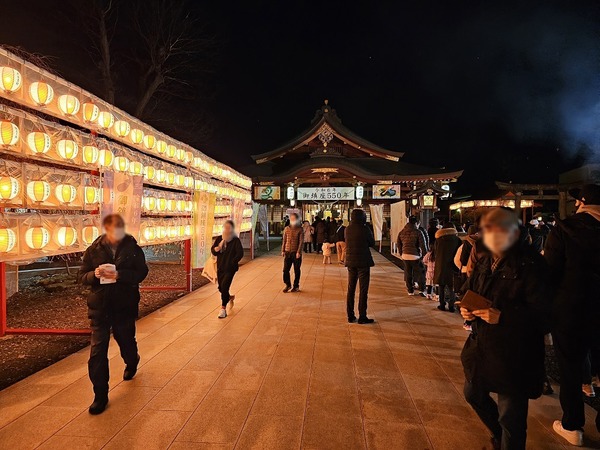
[{"xmin": 578, "ymin": 204, "xmax": 600, "ymax": 222}]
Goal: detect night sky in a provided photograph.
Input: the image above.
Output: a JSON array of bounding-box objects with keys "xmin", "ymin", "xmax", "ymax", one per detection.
[{"xmin": 3, "ymin": 0, "xmax": 600, "ymax": 195}]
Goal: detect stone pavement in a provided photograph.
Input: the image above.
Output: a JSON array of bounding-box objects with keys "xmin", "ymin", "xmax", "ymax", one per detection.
[{"xmin": 0, "ymin": 250, "xmax": 599, "ymax": 450}]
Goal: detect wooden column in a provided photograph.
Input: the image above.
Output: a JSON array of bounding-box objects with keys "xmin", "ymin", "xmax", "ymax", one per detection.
[{"xmin": 559, "ymin": 191, "xmax": 568, "ymax": 219}]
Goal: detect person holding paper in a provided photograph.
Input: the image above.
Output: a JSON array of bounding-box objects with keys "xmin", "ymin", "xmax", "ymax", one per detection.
[
  {"xmin": 459, "ymin": 208, "xmax": 550, "ymax": 450},
  {"xmin": 78, "ymin": 214, "xmax": 149, "ymax": 415},
  {"xmin": 211, "ymin": 220, "xmax": 244, "ymax": 319}
]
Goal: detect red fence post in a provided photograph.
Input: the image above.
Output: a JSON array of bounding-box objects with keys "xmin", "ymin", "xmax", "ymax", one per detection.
[
  {"xmin": 184, "ymin": 239, "xmax": 192, "ymax": 292},
  {"xmin": 0, "ymin": 262, "xmax": 6, "ymax": 337}
]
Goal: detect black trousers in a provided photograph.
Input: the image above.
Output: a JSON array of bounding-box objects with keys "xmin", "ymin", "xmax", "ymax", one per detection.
[
  {"xmin": 464, "ymin": 381, "xmax": 529, "ymax": 450},
  {"xmin": 89, "ymin": 314, "xmax": 138, "ymax": 396},
  {"xmin": 438, "ymin": 284, "xmax": 456, "ymax": 308},
  {"xmin": 347, "ymin": 267, "xmax": 370, "ymax": 319},
  {"xmin": 217, "ymin": 270, "xmax": 236, "ymax": 307},
  {"xmin": 283, "ymin": 252, "xmax": 302, "ymax": 288},
  {"xmin": 303, "ymin": 242, "xmax": 312, "ymax": 253},
  {"xmin": 403, "ymin": 259, "xmax": 424, "ymax": 293}
]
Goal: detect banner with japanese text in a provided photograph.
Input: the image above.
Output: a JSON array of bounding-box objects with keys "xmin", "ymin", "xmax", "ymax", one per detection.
[
  {"xmin": 390, "ymin": 201, "xmax": 407, "ymax": 255},
  {"xmin": 233, "ymin": 199, "xmax": 245, "ymax": 229},
  {"xmin": 101, "ymin": 170, "xmax": 143, "ymax": 237},
  {"xmin": 192, "ymin": 191, "xmax": 216, "ymax": 269},
  {"xmin": 369, "ymin": 204, "xmax": 384, "ymax": 241},
  {"xmin": 297, "ymin": 187, "xmax": 354, "ymax": 201}
]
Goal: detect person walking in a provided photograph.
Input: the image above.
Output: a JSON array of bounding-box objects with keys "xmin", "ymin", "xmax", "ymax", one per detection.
[
  {"xmin": 302, "ymin": 220, "xmax": 313, "ymax": 253},
  {"xmin": 322, "ymin": 239, "xmax": 335, "ymax": 264},
  {"xmin": 345, "ymin": 209, "xmax": 375, "ymax": 324},
  {"xmin": 78, "ymin": 214, "xmax": 149, "ymax": 415},
  {"xmin": 282, "ymin": 212, "xmax": 303, "ymax": 292},
  {"xmin": 211, "ymin": 220, "xmax": 244, "ymax": 319},
  {"xmin": 335, "ymin": 219, "xmax": 346, "ymax": 264},
  {"xmin": 545, "ymin": 184, "xmax": 600, "ymax": 446},
  {"xmin": 422, "ymin": 248, "xmax": 436, "ymax": 300},
  {"xmin": 397, "ymin": 216, "xmax": 428, "ymax": 296},
  {"xmin": 460, "ymin": 208, "xmax": 551, "ymax": 450},
  {"xmin": 434, "ymin": 223, "xmax": 462, "ymax": 311},
  {"xmin": 315, "ymin": 217, "xmax": 327, "ymax": 253},
  {"xmin": 327, "ymin": 216, "xmax": 337, "ymax": 246}
]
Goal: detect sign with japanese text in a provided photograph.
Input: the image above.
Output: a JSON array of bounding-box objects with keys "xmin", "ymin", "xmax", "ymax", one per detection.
[
  {"xmin": 372, "ymin": 185, "xmax": 401, "ymax": 199},
  {"xmin": 297, "ymin": 187, "xmax": 355, "ymax": 201},
  {"xmin": 192, "ymin": 191, "xmax": 216, "ymax": 269},
  {"xmin": 101, "ymin": 170, "xmax": 143, "ymax": 238},
  {"xmin": 254, "ymin": 186, "xmax": 280, "ymax": 200}
]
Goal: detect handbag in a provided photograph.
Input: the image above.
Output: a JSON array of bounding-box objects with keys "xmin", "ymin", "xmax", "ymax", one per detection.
[{"xmin": 202, "ymin": 255, "xmax": 218, "ymax": 284}]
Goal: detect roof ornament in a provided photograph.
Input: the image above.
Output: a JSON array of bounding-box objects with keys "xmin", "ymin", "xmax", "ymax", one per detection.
[{"xmin": 317, "ymin": 124, "xmax": 334, "ymax": 148}]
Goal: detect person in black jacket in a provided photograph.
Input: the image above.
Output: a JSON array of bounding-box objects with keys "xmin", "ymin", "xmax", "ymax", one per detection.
[
  {"xmin": 345, "ymin": 209, "xmax": 375, "ymax": 324},
  {"xmin": 434, "ymin": 223, "xmax": 462, "ymax": 311},
  {"xmin": 78, "ymin": 214, "xmax": 149, "ymax": 415},
  {"xmin": 460, "ymin": 208, "xmax": 551, "ymax": 450},
  {"xmin": 211, "ymin": 220, "xmax": 244, "ymax": 319}
]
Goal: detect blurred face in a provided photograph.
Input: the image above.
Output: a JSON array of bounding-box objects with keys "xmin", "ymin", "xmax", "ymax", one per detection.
[
  {"xmin": 482, "ymin": 223, "xmax": 519, "ymax": 256},
  {"xmin": 290, "ymin": 214, "xmax": 299, "ymax": 225},
  {"xmin": 223, "ymin": 222, "xmax": 234, "ymax": 235},
  {"xmin": 104, "ymin": 218, "xmax": 125, "ymax": 243}
]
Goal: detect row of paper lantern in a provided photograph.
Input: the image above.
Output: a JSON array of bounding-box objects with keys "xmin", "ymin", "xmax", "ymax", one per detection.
[
  {"xmin": 139, "ymin": 218, "xmax": 193, "ymax": 245},
  {"xmin": 214, "ymin": 204, "xmax": 233, "ymax": 216},
  {"xmin": 242, "ymin": 207, "xmax": 253, "ymax": 218},
  {"xmin": 142, "ymin": 191, "xmax": 193, "ymax": 216},
  {"xmin": 0, "ymin": 62, "xmax": 251, "ymax": 189}
]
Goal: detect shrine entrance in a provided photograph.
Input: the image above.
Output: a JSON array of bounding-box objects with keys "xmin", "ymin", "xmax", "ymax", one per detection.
[{"xmin": 301, "ymin": 201, "xmax": 351, "ymax": 223}]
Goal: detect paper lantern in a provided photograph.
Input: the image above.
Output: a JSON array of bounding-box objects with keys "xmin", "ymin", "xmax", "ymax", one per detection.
[
  {"xmin": 0, "ymin": 177, "xmax": 20, "ymax": 200},
  {"xmin": 0, "ymin": 67, "xmax": 22, "ymax": 93},
  {"xmin": 143, "ymin": 226, "xmax": 156, "ymax": 242},
  {"xmin": 113, "ymin": 120, "xmax": 130, "ymax": 137},
  {"xmin": 82, "ymin": 102, "xmax": 99, "ymax": 123},
  {"xmin": 175, "ymin": 200, "xmax": 185, "ymax": 212},
  {"xmin": 97, "ymin": 111, "xmax": 114, "ymax": 129},
  {"xmin": 55, "ymin": 184, "xmax": 77, "ymax": 204},
  {"xmin": 184, "ymin": 176, "xmax": 194, "ymax": 189},
  {"xmin": 185, "ymin": 200, "xmax": 193, "ymax": 212},
  {"xmin": 143, "ymin": 165, "xmax": 156, "ymax": 181},
  {"xmin": 143, "ymin": 134, "xmax": 156, "ymax": 150},
  {"xmin": 29, "ymin": 82, "xmax": 54, "ymax": 106},
  {"xmin": 144, "ymin": 196, "xmax": 157, "ymax": 211},
  {"xmin": 114, "ymin": 156, "xmax": 129, "ymax": 172},
  {"xmin": 56, "ymin": 139, "xmax": 79, "ymax": 160},
  {"xmin": 54, "ymin": 226, "xmax": 77, "ymax": 247},
  {"xmin": 156, "ymin": 140, "xmax": 167, "ymax": 154},
  {"xmin": 193, "ymin": 157, "xmax": 202, "ymax": 168},
  {"xmin": 166, "ymin": 144, "xmax": 177, "ymax": 158},
  {"xmin": 26, "ymin": 180, "xmax": 50, "ymax": 202},
  {"xmin": 84, "ymin": 186, "xmax": 99, "ymax": 204},
  {"xmin": 130, "ymin": 128, "xmax": 144, "ymax": 144},
  {"xmin": 175, "ymin": 148, "xmax": 186, "ymax": 161},
  {"xmin": 194, "ymin": 179, "xmax": 202, "ymax": 190},
  {"xmin": 0, "ymin": 227, "xmax": 16, "ymax": 252},
  {"xmin": 157, "ymin": 225, "xmax": 167, "ymax": 239},
  {"xmin": 175, "ymin": 174, "xmax": 185, "ymax": 187},
  {"xmin": 168, "ymin": 226, "xmax": 178, "ymax": 239},
  {"xmin": 157, "ymin": 197, "xmax": 167, "ymax": 212},
  {"xmin": 82, "ymin": 145, "xmax": 99, "ymax": 164},
  {"xmin": 0, "ymin": 121, "xmax": 19, "ymax": 146},
  {"xmin": 166, "ymin": 199, "xmax": 175, "ymax": 211},
  {"xmin": 166, "ymin": 172, "xmax": 176, "ymax": 186},
  {"xmin": 26, "ymin": 132, "xmax": 50, "ymax": 154},
  {"xmin": 58, "ymin": 94, "xmax": 80, "ymax": 115},
  {"xmin": 82, "ymin": 226, "xmax": 99, "ymax": 245},
  {"xmin": 25, "ymin": 226, "xmax": 50, "ymax": 249},
  {"xmin": 184, "ymin": 224, "xmax": 192, "ymax": 236},
  {"xmin": 156, "ymin": 169, "xmax": 167, "ymax": 183},
  {"xmin": 185, "ymin": 151, "xmax": 194, "ymax": 164},
  {"xmin": 98, "ymin": 149, "xmax": 114, "ymax": 167},
  {"xmin": 177, "ymin": 224, "xmax": 185, "ymax": 236}
]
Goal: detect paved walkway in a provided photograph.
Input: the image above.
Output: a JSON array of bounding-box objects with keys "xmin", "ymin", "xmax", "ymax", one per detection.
[{"xmin": 0, "ymin": 250, "xmax": 599, "ymax": 450}]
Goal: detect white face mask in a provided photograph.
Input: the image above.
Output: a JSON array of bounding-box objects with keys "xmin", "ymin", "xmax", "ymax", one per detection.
[
  {"xmin": 107, "ymin": 227, "xmax": 126, "ymax": 242},
  {"xmin": 483, "ymin": 230, "xmax": 516, "ymax": 255}
]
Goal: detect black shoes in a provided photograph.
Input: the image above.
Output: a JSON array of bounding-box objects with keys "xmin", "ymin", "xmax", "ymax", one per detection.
[
  {"xmin": 358, "ymin": 317, "xmax": 374, "ymax": 324},
  {"xmin": 283, "ymin": 285, "xmax": 291, "ymax": 293},
  {"xmin": 437, "ymin": 305, "xmax": 446, "ymax": 311},
  {"xmin": 123, "ymin": 354, "xmax": 140, "ymax": 381},
  {"xmin": 88, "ymin": 395, "xmax": 108, "ymax": 415},
  {"xmin": 348, "ymin": 316, "xmax": 357, "ymax": 323},
  {"xmin": 291, "ymin": 287, "xmax": 300, "ymax": 292},
  {"xmin": 448, "ymin": 306, "xmax": 456, "ymax": 313}
]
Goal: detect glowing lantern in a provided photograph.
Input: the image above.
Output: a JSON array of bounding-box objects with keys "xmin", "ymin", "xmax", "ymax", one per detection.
[
  {"xmin": 166, "ymin": 144, "xmax": 177, "ymax": 158},
  {"xmin": 168, "ymin": 226, "xmax": 178, "ymax": 239},
  {"xmin": 58, "ymin": 94, "xmax": 80, "ymax": 115},
  {"xmin": 144, "ymin": 196, "xmax": 157, "ymax": 211},
  {"xmin": 56, "ymin": 139, "xmax": 79, "ymax": 160},
  {"xmin": 0, "ymin": 67, "xmax": 22, "ymax": 93},
  {"xmin": 166, "ymin": 172, "xmax": 176, "ymax": 186},
  {"xmin": 175, "ymin": 200, "xmax": 185, "ymax": 212},
  {"xmin": 184, "ymin": 224, "xmax": 192, "ymax": 236},
  {"xmin": 84, "ymin": 186, "xmax": 99, "ymax": 204},
  {"xmin": 143, "ymin": 226, "xmax": 156, "ymax": 242},
  {"xmin": 193, "ymin": 157, "xmax": 202, "ymax": 168},
  {"xmin": 98, "ymin": 149, "xmax": 114, "ymax": 167},
  {"xmin": 26, "ymin": 180, "xmax": 50, "ymax": 203},
  {"xmin": 143, "ymin": 134, "xmax": 156, "ymax": 150},
  {"xmin": 0, "ymin": 177, "xmax": 20, "ymax": 200},
  {"xmin": 194, "ymin": 179, "xmax": 202, "ymax": 190},
  {"xmin": 29, "ymin": 82, "xmax": 54, "ymax": 106},
  {"xmin": 157, "ymin": 225, "xmax": 167, "ymax": 239},
  {"xmin": 175, "ymin": 174, "xmax": 185, "ymax": 187},
  {"xmin": 55, "ymin": 184, "xmax": 77, "ymax": 204},
  {"xmin": 128, "ymin": 160, "xmax": 143, "ymax": 176},
  {"xmin": 26, "ymin": 132, "xmax": 50, "ymax": 154},
  {"xmin": 185, "ymin": 201, "xmax": 193, "ymax": 212},
  {"xmin": 157, "ymin": 197, "xmax": 167, "ymax": 212},
  {"xmin": 156, "ymin": 169, "xmax": 167, "ymax": 183},
  {"xmin": 176, "ymin": 148, "xmax": 186, "ymax": 161},
  {"xmin": 185, "ymin": 151, "xmax": 194, "ymax": 164},
  {"xmin": 113, "ymin": 120, "xmax": 130, "ymax": 137},
  {"xmin": 166, "ymin": 199, "xmax": 175, "ymax": 211},
  {"xmin": 177, "ymin": 224, "xmax": 185, "ymax": 236},
  {"xmin": 184, "ymin": 176, "xmax": 194, "ymax": 189},
  {"xmin": 82, "ymin": 145, "xmax": 99, "ymax": 164},
  {"xmin": 54, "ymin": 226, "xmax": 77, "ymax": 247},
  {"xmin": 143, "ymin": 165, "xmax": 156, "ymax": 181},
  {"xmin": 0, "ymin": 227, "xmax": 16, "ymax": 253},
  {"xmin": 130, "ymin": 128, "xmax": 144, "ymax": 144},
  {"xmin": 0, "ymin": 121, "xmax": 19, "ymax": 147},
  {"xmin": 82, "ymin": 226, "xmax": 99, "ymax": 245},
  {"xmin": 25, "ymin": 226, "xmax": 50, "ymax": 249},
  {"xmin": 82, "ymin": 103, "xmax": 99, "ymax": 123},
  {"xmin": 156, "ymin": 140, "xmax": 167, "ymax": 154},
  {"xmin": 114, "ymin": 156, "xmax": 129, "ymax": 172},
  {"xmin": 97, "ymin": 111, "xmax": 114, "ymax": 129}
]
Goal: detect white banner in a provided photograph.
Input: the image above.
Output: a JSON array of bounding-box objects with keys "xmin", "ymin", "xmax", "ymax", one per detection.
[
  {"xmin": 102, "ymin": 170, "xmax": 143, "ymax": 237},
  {"xmin": 297, "ymin": 187, "xmax": 355, "ymax": 201},
  {"xmin": 390, "ymin": 201, "xmax": 407, "ymax": 256},
  {"xmin": 369, "ymin": 204, "xmax": 384, "ymax": 241}
]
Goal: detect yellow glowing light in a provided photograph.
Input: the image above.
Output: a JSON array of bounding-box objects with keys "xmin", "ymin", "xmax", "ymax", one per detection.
[
  {"xmin": 166, "ymin": 172, "xmax": 176, "ymax": 186},
  {"xmin": 143, "ymin": 226, "xmax": 156, "ymax": 242},
  {"xmin": 156, "ymin": 140, "xmax": 167, "ymax": 154},
  {"xmin": 84, "ymin": 186, "xmax": 99, "ymax": 204},
  {"xmin": 168, "ymin": 226, "xmax": 178, "ymax": 239},
  {"xmin": 98, "ymin": 149, "xmax": 114, "ymax": 167},
  {"xmin": 82, "ymin": 145, "xmax": 99, "ymax": 164},
  {"xmin": 25, "ymin": 226, "xmax": 50, "ymax": 249},
  {"xmin": 166, "ymin": 144, "xmax": 177, "ymax": 158},
  {"xmin": 26, "ymin": 180, "xmax": 50, "ymax": 203},
  {"xmin": 26, "ymin": 131, "xmax": 51, "ymax": 154},
  {"xmin": 56, "ymin": 139, "xmax": 79, "ymax": 160},
  {"xmin": 29, "ymin": 82, "xmax": 54, "ymax": 106},
  {"xmin": 184, "ymin": 176, "xmax": 194, "ymax": 189},
  {"xmin": 113, "ymin": 120, "xmax": 130, "ymax": 137},
  {"xmin": 156, "ymin": 169, "xmax": 167, "ymax": 183},
  {"xmin": 130, "ymin": 128, "xmax": 144, "ymax": 144},
  {"xmin": 175, "ymin": 174, "xmax": 185, "ymax": 187},
  {"xmin": 0, "ymin": 67, "xmax": 22, "ymax": 93},
  {"xmin": 185, "ymin": 151, "xmax": 194, "ymax": 164},
  {"xmin": 185, "ymin": 200, "xmax": 193, "ymax": 212},
  {"xmin": 58, "ymin": 94, "xmax": 80, "ymax": 115},
  {"xmin": 0, "ymin": 227, "xmax": 16, "ymax": 253},
  {"xmin": 82, "ymin": 102, "xmax": 99, "ymax": 123},
  {"xmin": 55, "ymin": 184, "xmax": 77, "ymax": 204},
  {"xmin": 166, "ymin": 199, "xmax": 175, "ymax": 212},
  {"xmin": 175, "ymin": 200, "xmax": 185, "ymax": 212},
  {"xmin": 157, "ymin": 197, "xmax": 167, "ymax": 211},
  {"xmin": 184, "ymin": 224, "xmax": 192, "ymax": 236},
  {"xmin": 113, "ymin": 156, "xmax": 129, "ymax": 172},
  {"xmin": 128, "ymin": 160, "xmax": 143, "ymax": 176},
  {"xmin": 54, "ymin": 226, "xmax": 77, "ymax": 247},
  {"xmin": 143, "ymin": 166, "xmax": 156, "ymax": 181},
  {"xmin": 193, "ymin": 157, "xmax": 202, "ymax": 168},
  {"xmin": 0, "ymin": 121, "xmax": 19, "ymax": 147},
  {"xmin": 157, "ymin": 225, "xmax": 167, "ymax": 239},
  {"xmin": 0, "ymin": 176, "xmax": 20, "ymax": 200},
  {"xmin": 144, "ymin": 196, "xmax": 157, "ymax": 211},
  {"xmin": 175, "ymin": 148, "xmax": 186, "ymax": 161},
  {"xmin": 82, "ymin": 226, "xmax": 99, "ymax": 245},
  {"xmin": 143, "ymin": 134, "xmax": 156, "ymax": 150},
  {"xmin": 97, "ymin": 111, "xmax": 114, "ymax": 129}
]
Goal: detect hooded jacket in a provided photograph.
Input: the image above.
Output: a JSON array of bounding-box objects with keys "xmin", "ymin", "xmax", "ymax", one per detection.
[
  {"xmin": 433, "ymin": 227, "xmax": 462, "ymax": 285},
  {"xmin": 397, "ymin": 222, "xmax": 428, "ymax": 258},
  {"xmin": 78, "ymin": 234, "xmax": 149, "ymax": 320},
  {"xmin": 211, "ymin": 235, "xmax": 244, "ymax": 273},
  {"xmin": 344, "ymin": 210, "xmax": 375, "ymax": 268}
]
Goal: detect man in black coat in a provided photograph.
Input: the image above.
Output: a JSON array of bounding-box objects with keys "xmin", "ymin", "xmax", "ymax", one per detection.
[
  {"xmin": 345, "ymin": 209, "xmax": 375, "ymax": 324},
  {"xmin": 460, "ymin": 208, "xmax": 551, "ymax": 450},
  {"xmin": 433, "ymin": 223, "xmax": 462, "ymax": 311},
  {"xmin": 545, "ymin": 184, "xmax": 600, "ymax": 446},
  {"xmin": 78, "ymin": 214, "xmax": 149, "ymax": 415}
]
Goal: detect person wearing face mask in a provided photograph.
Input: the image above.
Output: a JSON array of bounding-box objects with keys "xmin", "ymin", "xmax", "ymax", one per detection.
[
  {"xmin": 545, "ymin": 184, "xmax": 600, "ymax": 446},
  {"xmin": 78, "ymin": 214, "xmax": 149, "ymax": 415},
  {"xmin": 460, "ymin": 208, "xmax": 551, "ymax": 450},
  {"xmin": 211, "ymin": 220, "xmax": 244, "ymax": 319},
  {"xmin": 281, "ymin": 212, "xmax": 304, "ymax": 292}
]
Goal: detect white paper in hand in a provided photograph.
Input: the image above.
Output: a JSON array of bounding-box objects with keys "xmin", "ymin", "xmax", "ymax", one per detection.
[{"xmin": 99, "ymin": 263, "xmax": 117, "ymax": 284}]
